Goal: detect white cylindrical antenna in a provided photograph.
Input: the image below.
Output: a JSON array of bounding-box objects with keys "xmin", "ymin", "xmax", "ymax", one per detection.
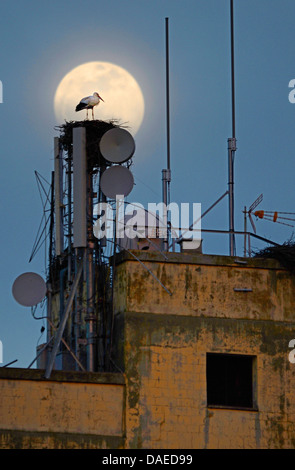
[{"xmin": 73, "ymin": 127, "xmax": 87, "ymax": 248}]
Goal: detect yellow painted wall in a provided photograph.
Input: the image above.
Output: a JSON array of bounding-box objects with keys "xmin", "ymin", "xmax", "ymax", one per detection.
[
  {"xmin": 112, "ymin": 251, "xmax": 295, "ymax": 449},
  {"xmin": 0, "ymin": 370, "xmax": 125, "ymax": 449},
  {"xmin": 2, "ymin": 251, "xmax": 295, "ymax": 449},
  {"xmin": 114, "ymin": 251, "xmax": 295, "ymax": 322}
]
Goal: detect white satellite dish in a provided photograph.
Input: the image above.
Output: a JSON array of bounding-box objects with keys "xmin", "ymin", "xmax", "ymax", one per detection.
[
  {"xmin": 100, "ymin": 165, "xmax": 134, "ymax": 199},
  {"xmin": 99, "ymin": 128, "xmax": 135, "ymax": 163},
  {"xmin": 12, "ymin": 272, "xmax": 47, "ymax": 307}
]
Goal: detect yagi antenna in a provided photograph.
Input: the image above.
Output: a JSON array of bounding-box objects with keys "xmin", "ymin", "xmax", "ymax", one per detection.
[{"xmin": 243, "ymin": 194, "xmax": 263, "ymax": 257}]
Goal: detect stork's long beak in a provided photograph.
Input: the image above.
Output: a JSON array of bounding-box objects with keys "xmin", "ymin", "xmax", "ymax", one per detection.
[{"xmin": 99, "ymin": 95, "xmax": 104, "ymax": 102}]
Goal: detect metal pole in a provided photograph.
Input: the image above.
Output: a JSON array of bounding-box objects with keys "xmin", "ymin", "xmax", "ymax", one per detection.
[
  {"xmin": 27, "ymin": 336, "xmax": 54, "ymax": 369},
  {"xmin": 44, "ymin": 258, "xmax": 84, "ymax": 379},
  {"xmin": 165, "ymin": 17, "xmax": 171, "ymax": 173},
  {"xmin": 67, "ymin": 156, "xmax": 72, "ymax": 282},
  {"xmin": 74, "ymin": 247, "xmax": 82, "ymax": 370},
  {"xmin": 228, "ymin": 138, "xmax": 236, "ymax": 256},
  {"xmin": 162, "ymin": 18, "xmax": 172, "ymax": 252},
  {"xmin": 243, "ymin": 206, "xmax": 247, "ymax": 257},
  {"xmin": 230, "ymin": 0, "xmax": 236, "ymax": 140},
  {"xmin": 87, "ymin": 172, "xmax": 96, "ymax": 372},
  {"xmin": 228, "ymin": 0, "xmax": 236, "ymax": 256},
  {"xmin": 47, "ymin": 317, "xmax": 85, "ymax": 372},
  {"xmin": 54, "ymin": 138, "xmax": 64, "ymax": 256},
  {"xmin": 162, "ymin": 169, "xmax": 168, "ymax": 251},
  {"xmin": 46, "ymin": 282, "xmax": 52, "ymax": 345},
  {"xmin": 177, "ymin": 190, "xmax": 229, "ymax": 244},
  {"xmin": 49, "ymin": 172, "xmax": 54, "ymax": 268}
]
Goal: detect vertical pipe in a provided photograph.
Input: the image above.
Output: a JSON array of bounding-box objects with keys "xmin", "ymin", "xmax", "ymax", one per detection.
[
  {"xmin": 73, "ymin": 127, "xmax": 87, "ymax": 248},
  {"xmin": 162, "ymin": 17, "xmax": 172, "ymax": 252},
  {"xmin": 230, "ymin": 0, "xmax": 236, "ymax": 140},
  {"xmin": 243, "ymin": 206, "xmax": 247, "ymax": 257},
  {"xmin": 47, "ymin": 171, "xmax": 54, "ymax": 359},
  {"xmin": 74, "ymin": 247, "xmax": 82, "ymax": 370},
  {"xmin": 228, "ymin": 0, "xmax": 236, "ymax": 256},
  {"xmin": 162, "ymin": 170, "xmax": 168, "ymax": 252},
  {"xmin": 67, "ymin": 157, "xmax": 72, "ymax": 282},
  {"xmin": 49, "ymin": 171, "xmax": 54, "ymax": 269},
  {"xmin": 165, "ymin": 17, "xmax": 171, "ymax": 173},
  {"xmin": 46, "ymin": 283, "xmax": 52, "ymax": 346},
  {"xmin": 87, "ymin": 172, "xmax": 96, "ymax": 372},
  {"xmin": 44, "ymin": 259, "xmax": 84, "ymax": 379},
  {"xmin": 54, "ymin": 138, "xmax": 64, "ymax": 256},
  {"xmin": 228, "ymin": 139, "xmax": 235, "ymax": 256},
  {"xmin": 73, "ymin": 127, "xmax": 88, "ymax": 369}
]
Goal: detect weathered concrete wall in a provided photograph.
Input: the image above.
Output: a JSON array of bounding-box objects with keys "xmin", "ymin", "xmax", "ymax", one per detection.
[
  {"xmin": 0, "ymin": 369, "xmax": 125, "ymax": 449},
  {"xmin": 2, "ymin": 251, "xmax": 295, "ymax": 449},
  {"xmin": 113, "ymin": 251, "xmax": 295, "ymax": 449},
  {"xmin": 114, "ymin": 251, "xmax": 295, "ymax": 322}
]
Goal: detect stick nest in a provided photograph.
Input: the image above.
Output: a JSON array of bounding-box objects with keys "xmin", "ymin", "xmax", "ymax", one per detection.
[
  {"xmin": 253, "ymin": 239, "xmax": 295, "ymax": 274},
  {"xmin": 55, "ymin": 119, "xmax": 125, "ymax": 168}
]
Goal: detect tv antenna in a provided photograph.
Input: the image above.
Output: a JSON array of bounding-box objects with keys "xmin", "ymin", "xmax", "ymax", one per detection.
[
  {"xmin": 243, "ymin": 194, "xmax": 263, "ymax": 256},
  {"xmin": 254, "ymin": 210, "xmax": 295, "ymax": 228}
]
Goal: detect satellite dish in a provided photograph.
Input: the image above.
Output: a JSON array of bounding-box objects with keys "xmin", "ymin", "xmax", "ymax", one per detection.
[
  {"xmin": 100, "ymin": 165, "xmax": 134, "ymax": 199},
  {"xmin": 12, "ymin": 272, "xmax": 47, "ymax": 307},
  {"xmin": 99, "ymin": 128, "xmax": 135, "ymax": 163}
]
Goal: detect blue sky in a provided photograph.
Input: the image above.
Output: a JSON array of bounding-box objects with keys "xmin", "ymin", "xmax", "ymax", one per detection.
[{"xmin": 1, "ymin": 0, "xmax": 295, "ymax": 367}]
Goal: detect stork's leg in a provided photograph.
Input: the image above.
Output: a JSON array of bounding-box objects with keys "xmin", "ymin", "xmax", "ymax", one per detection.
[
  {"xmin": 92, "ymin": 108, "xmax": 94, "ymax": 120},
  {"xmin": 86, "ymin": 109, "xmax": 88, "ymax": 120}
]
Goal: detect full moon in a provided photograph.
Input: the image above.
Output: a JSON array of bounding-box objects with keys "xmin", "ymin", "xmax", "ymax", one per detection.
[{"xmin": 54, "ymin": 61, "xmax": 145, "ymax": 135}]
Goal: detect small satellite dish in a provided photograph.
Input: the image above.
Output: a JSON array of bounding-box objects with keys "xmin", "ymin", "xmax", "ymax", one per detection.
[
  {"xmin": 99, "ymin": 128, "xmax": 135, "ymax": 163},
  {"xmin": 100, "ymin": 165, "xmax": 134, "ymax": 199},
  {"xmin": 12, "ymin": 272, "xmax": 47, "ymax": 307}
]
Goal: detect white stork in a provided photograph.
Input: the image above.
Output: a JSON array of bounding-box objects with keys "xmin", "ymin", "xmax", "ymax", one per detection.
[{"xmin": 75, "ymin": 92, "xmax": 104, "ymax": 120}]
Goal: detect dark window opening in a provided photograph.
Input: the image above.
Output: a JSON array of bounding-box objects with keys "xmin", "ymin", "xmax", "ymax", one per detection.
[{"xmin": 206, "ymin": 353, "xmax": 255, "ymax": 409}]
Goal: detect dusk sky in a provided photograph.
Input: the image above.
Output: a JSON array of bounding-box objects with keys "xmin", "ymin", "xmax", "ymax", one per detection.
[{"xmin": 1, "ymin": 0, "xmax": 295, "ymax": 367}]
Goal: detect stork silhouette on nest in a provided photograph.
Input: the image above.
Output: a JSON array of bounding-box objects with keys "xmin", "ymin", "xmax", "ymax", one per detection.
[{"xmin": 75, "ymin": 92, "xmax": 104, "ymax": 120}]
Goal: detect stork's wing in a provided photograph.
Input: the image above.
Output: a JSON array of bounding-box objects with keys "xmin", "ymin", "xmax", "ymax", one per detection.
[{"xmin": 80, "ymin": 95, "xmax": 92, "ymax": 105}]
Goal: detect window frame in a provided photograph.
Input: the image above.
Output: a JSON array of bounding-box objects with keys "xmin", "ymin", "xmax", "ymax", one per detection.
[{"xmin": 206, "ymin": 352, "xmax": 258, "ymax": 411}]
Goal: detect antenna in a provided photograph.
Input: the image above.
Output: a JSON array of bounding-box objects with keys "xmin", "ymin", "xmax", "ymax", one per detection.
[
  {"xmin": 73, "ymin": 127, "xmax": 87, "ymax": 248},
  {"xmin": 100, "ymin": 165, "xmax": 134, "ymax": 199},
  {"xmin": 162, "ymin": 17, "xmax": 172, "ymax": 252},
  {"xmin": 12, "ymin": 272, "xmax": 47, "ymax": 307},
  {"xmin": 99, "ymin": 128, "xmax": 135, "ymax": 163},
  {"xmin": 54, "ymin": 137, "xmax": 64, "ymax": 256},
  {"xmin": 165, "ymin": 17, "xmax": 171, "ymax": 175},
  {"xmin": 254, "ymin": 210, "xmax": 295, "ymax": 228},
  {"xmin": 228, "ymin": 0, "xmax": 237, "ymax": 256},
  {"xmin": 243, "ymin": 194, "xmax": 263, "ymax": 256}
]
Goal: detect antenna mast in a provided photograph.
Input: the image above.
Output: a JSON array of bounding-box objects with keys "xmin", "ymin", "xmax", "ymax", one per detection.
[
  {"xmin": 228, "ymin": 0, "xmax": 237, "ymax": 256},
  {"xmin": 162, "ymin": 17, "xmax": 171, "ymax": 251}
]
